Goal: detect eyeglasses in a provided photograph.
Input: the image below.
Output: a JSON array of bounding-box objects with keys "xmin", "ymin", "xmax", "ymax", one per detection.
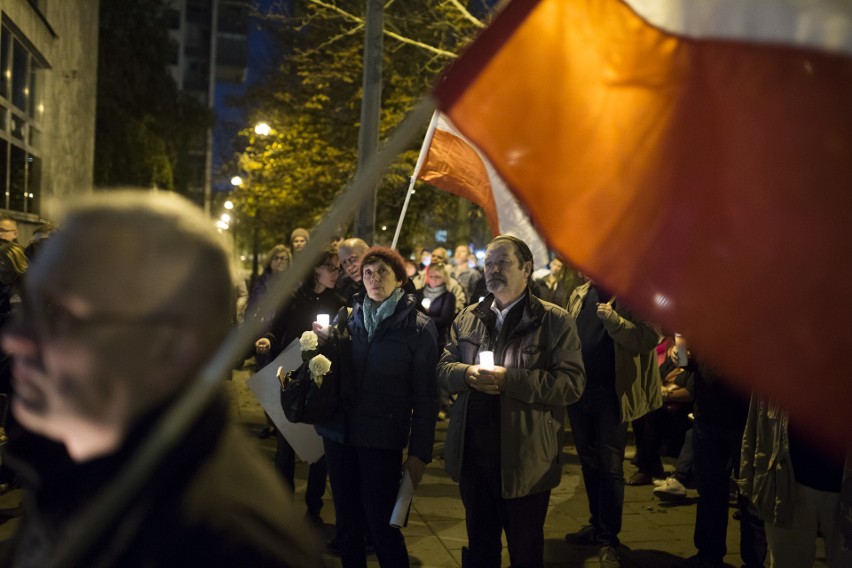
[
  {"xmin": 321, "ymin": 264, "xmax": 340, "ymax": 273},
  {"xmin": 271, "ymin": 255, "xmax": 290, "ymax": 262},
  {"xmin": 13, "ymin": 293, "xmax": 183, "ymax": 342},
  {"xmin": 0, "ymin": 228, "xmax": 15, "ymax": 234}
]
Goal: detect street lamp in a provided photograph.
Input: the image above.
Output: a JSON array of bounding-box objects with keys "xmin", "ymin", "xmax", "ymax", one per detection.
[
  {"xmin": 254, "ymin": 122, "xmax": 271, "ymax": 136},
  {"xmin": 224, "ymin": 200, "xmax": 234, "ymax": 210},
  {"xmin": 230, "ymin": 176, "xmax": 243, "ymax": 187}
]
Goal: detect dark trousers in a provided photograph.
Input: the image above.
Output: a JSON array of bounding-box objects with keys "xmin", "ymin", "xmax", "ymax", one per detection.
[
  {"xmin": 275, "ymin": 432, "xmax": 327, "ymax": 516},
  {"xmin": 459, "ymin": 423, "xmax": 551, "ymax": 568},
  {"xmin": 567, "ymin": 385, "xmax": 628, "ymax": 546},
  {"xmin": 692, "ymin": 420, "xmax": 767, "ymax": 566},
  {"xmin": 634, "ymin": 406, "xmax": 691, "ymax": 475},
  {"xmin": 673, "ymin": 427, "xmax": 694, "ymax": 482},
  {"xmin": 323, "ymin": 439, "xmax": 408, "ymax": 568}
]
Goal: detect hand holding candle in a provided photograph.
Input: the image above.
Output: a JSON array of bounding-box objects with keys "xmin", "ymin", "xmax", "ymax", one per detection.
[
  {"xmin": 479, "ymin": 351, "xmax": 495, "ymax": 371},
  {"xmin": 312, "ymin": 315, "xmax": 331, "ymax": 343}
]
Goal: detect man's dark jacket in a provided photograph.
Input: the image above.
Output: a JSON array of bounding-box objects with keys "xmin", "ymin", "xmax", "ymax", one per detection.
[{"xmin": 0, "ymin": 393, "xmax": 324, "ymax": 568}]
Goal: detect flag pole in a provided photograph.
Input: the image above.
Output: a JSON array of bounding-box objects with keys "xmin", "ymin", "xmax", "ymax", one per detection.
[{"xmin": 390, "ymin": 111, "xmax": 440, "ymax": 250}]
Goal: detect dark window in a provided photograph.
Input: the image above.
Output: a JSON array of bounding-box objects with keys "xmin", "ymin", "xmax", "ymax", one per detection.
[
  {"xmin": 12, "ymin": 39, "xmax": 28, "ymax": 111},
  {"xmin": 1, "ymin": 28, "xmax": 9, "ymax": 100},
  {"xmin": 9, "ymin": 113, "xmax": 24, "ymax": 141},
  {"xmin": 28, "ymin": 64, "xmax": 40, "ymax": 119},
  {"xmin": 0, "ymin": 24, "xmax": 42, "ymax": 214},
  {"xmin": 0, "ymin": 140, "xmax": 7, "ymax": 209},
  {"xmin": 9, "ymin": 145, "xmax": 25, "ymax": 212},
  {"xmin": 27, "ymin": 153, "xmax": 40, "ymax": 213}
]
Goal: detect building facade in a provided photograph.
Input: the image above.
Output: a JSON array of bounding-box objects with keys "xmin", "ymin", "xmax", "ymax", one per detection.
[
  {"xmin": 0, "ymin": 0, "xmax": 98, "ymax": 239},
  {"xmin": 165, "ymin": 0, "xmax": 248, "ymax": 211}
]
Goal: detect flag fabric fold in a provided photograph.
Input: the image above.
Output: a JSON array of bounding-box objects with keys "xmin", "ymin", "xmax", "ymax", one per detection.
[
  {"xmin": 416, "ymin": 112, "xmax": 549, "ymax": 268},
  {"xmin": 433, "ymin": 0, "xmax": 852, "ymax": 449}
]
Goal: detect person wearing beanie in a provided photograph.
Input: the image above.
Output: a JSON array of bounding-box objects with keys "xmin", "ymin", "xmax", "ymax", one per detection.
[{"xmin": 290, "ymin": 228, "xmax": 310, "ymax": 252}]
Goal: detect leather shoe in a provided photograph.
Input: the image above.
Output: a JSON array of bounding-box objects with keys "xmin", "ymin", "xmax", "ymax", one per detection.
[
  {"xmin": 626, "ymin": 471, "xmax": 656, "ymax": 486},
  {"xmin": 565, "ymin": 525, "xmax": 600, "ymax": 546}
]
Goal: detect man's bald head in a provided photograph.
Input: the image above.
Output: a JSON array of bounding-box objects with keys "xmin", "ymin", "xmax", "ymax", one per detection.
[
  {"xmin": 338, "ymin": 237, "xmax": 369, "ymax": 281},
  {"xmin": 31, "ymin": 191, "xmax": 233, "ymax": 356}
]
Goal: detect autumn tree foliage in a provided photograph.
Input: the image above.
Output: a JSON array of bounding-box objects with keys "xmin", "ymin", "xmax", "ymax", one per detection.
[{"xmin": 230, "ymin": 0, "xmax": 496, "ymax": 254}]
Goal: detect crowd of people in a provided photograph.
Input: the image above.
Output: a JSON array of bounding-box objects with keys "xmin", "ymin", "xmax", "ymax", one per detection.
[
  {"xmin": 238, "ymin": 222, "xmax": 851, "ymax": 568},
  {"xmin": 0, "ymin": 194, "xmax": 848, "ymax": 568}
]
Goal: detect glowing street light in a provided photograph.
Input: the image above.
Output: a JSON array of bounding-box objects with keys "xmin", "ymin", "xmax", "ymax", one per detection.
[
  {"xmin": 221, "ymin": 213, "xmax": 231, "ymax": 223},
  {"xmin": 224, "ymin": 200, "xmax": 234, "ymax": 210},
  {"xmin": 254, "ymin": 122, "xmax": 271, "ymax": 136},
  {"xmin": 230, "ymin": 176, "xmax": 243, "ymax": 187}
]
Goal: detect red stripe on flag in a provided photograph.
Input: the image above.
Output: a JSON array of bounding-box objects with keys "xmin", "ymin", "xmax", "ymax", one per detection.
[{"xmin": 417, "ymin": 129, "xmax": 500, "ymax": 236}]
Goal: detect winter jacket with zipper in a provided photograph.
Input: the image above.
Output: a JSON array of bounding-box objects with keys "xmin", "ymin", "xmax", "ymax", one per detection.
[
  {"xmin": 737, "ymin": 396, "xmax": 796, "ymax": 529},
  {"xmin": 739, "ymin": 396, "xmax": 851, "ymax": 545},
  {"xmin": 314, "ymin": 291, "xmax": 439, "ymax": 464},
  {"xmin": 438, "ymin": 289, "xmax": 586, "ymax": 498},
  {"xmin": 568, "ymin": 281, "xmax": 661, "ymax": 423}
]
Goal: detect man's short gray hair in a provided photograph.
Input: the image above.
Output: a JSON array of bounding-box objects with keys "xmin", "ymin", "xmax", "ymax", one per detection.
[{"xmin": 31, "ymin": 190, "xmax": 234, "ymax": 355}]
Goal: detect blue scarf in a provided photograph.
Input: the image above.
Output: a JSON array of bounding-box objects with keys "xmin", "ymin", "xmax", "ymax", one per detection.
[{"xmin": 362, "ymin": 287, "xmax": 405, "ymax": 341}]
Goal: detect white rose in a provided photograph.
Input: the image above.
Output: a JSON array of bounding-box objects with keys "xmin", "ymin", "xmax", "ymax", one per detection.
[
  {"xmin": 300, "ymin": 331, "xmax": 319, "ymax": 352},
  {"xmin": 308, "ymin": 354, "xmax": 332, "ymax": 385}
]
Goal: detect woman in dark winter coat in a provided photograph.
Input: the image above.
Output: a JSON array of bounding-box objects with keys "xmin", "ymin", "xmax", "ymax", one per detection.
[
  {"xmin": 314, "ymin": 246, "xmax": 439, "ymax": 568},
  {"xmin": 256, "ymin": 248, "xmax": 346, "ymax": 526}
]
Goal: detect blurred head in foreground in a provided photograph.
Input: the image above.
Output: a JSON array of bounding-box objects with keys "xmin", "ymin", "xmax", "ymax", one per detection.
[{"xmin": 2, "ymin": 190, "xmax": 233, "ymax": 461}]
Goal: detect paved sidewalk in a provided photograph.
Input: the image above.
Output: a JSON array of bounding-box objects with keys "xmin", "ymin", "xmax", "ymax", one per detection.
[{"xmin": 228, "ymin": 367, "xmax": 830, "ymax": 568}]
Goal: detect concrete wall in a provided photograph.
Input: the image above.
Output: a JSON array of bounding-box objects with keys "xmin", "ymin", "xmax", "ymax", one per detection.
[{"xmin": 0, "ymin": 0, "xmax": 99, "ymax": 238}]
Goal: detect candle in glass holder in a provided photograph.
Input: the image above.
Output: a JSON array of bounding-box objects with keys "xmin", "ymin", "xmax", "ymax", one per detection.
[
  {"xmin": 479, "ymin": 351, "xmax": 495, "ymax": 371},
  {"xmin": 316, "ymin": 314, "xmax": 330, "ymax": 328}
]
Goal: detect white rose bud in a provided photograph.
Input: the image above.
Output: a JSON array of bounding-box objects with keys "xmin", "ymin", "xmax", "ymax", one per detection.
[
  {"xmin": 300, "ymin": 331, "xmax": 319, "ymax": 352},
  {"xmin": 308, "ymin": 354, "xmax": 332, "ymax": 385}
]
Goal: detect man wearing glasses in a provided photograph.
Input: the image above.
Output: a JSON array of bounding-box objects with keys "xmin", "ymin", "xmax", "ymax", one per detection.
[
  {"xmin": 336, "ymin": 237, "xmax": 370, "ymax": 305},
  {"xmin": 0, "ymin": 192, "xmax": 323, "ymax": 567}
]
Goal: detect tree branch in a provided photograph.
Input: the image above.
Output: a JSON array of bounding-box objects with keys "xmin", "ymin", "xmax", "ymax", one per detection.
[
  {"xmin": 446, "ymin": 0, "xmax": 485, "ymax": 28},
  {"xmin": 306, "ymin": 0, "xmax": 458, "ymax": 59}
]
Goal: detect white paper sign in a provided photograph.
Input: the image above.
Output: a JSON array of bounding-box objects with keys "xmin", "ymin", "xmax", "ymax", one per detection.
[
  {"xmin": 389, "ymin": 470, "xmax": 414, "ymax": 528},
  {"xmin": 246, "ymin": 339, "xmax": 325, "ymax": 463}
]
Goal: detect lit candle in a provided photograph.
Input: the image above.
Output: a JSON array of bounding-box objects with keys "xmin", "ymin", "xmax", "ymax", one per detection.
[
  {"xmin": 479, "ymin": 351, "xmax": 495, "ymax": 371},
  {"xmin": 421, "ymin": 297, "xmax": 432, "ymax": 310},
  {"xmin": 316, "ymin": 314, "xmax": 330, "ymax": 328}
]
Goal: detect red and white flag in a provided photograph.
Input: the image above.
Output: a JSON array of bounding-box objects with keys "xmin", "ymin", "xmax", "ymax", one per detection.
[
  {"xmin": 433, "ymin": 0, "xmax": 852, "ymax": 449},
  {"xmin": 411, "ymin": 112, "xmax": 549, "ymax": 268}
]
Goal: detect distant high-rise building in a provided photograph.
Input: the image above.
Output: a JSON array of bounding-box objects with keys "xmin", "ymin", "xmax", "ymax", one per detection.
[{"xmin": 165, "ymin": 0, "xmax": 249, "ymax": 211}]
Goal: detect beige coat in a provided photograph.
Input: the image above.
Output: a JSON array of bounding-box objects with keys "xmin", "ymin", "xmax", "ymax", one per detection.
[{"xmin": 568, "ymin": 281, "xmax": 662, "ymax": 423}]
